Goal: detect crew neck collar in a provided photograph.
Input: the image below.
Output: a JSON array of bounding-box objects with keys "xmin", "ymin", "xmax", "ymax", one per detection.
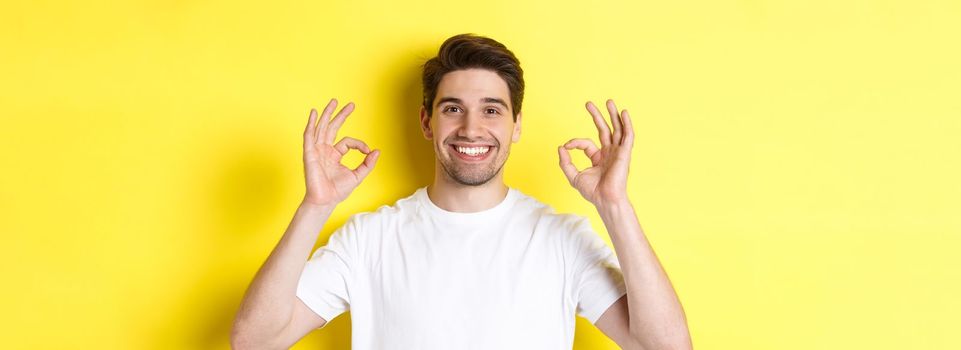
[{"xmin": 416, "ymin": 186, "xmax": 519, "ymax": 225}]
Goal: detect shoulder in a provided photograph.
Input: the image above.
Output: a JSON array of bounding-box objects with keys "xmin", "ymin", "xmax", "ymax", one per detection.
[
  {"xmin": 320, "ymin": 190, "xmax": 420, "ymax": 255},
  {"xmin": 335, "ymin": 188, "xmax": 422, "ymax": 231},
  {"xmin": 511, "ymin": 188, "xmax": 594, "ymax": 234}
]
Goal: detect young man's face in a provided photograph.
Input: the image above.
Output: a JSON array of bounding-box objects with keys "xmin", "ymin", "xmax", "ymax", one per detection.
[{"xmin": 420, "ymin": 68, "xmax": 522, "ymax": 186}]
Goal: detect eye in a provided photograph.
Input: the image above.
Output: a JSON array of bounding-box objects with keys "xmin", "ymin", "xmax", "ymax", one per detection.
[
  {"xmin": 443, "ymin": 105, "xmax": 461, "ymax": 113},
  {"xmin": 485, "ymin": 108, "xmax": 500, "ymax": 115}
]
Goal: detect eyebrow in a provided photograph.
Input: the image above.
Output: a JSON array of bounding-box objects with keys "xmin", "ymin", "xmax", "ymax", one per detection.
[
  {"xmin": 481, "ymin": 97, "xmax": 510, "ymax": 110},
  {"xmin": 436, "ymin": 97, "xmax": 463, "ymax": 106},
  {"xmin": 436, "ymin": 96, "xmax": 510, "ymax": 110}
]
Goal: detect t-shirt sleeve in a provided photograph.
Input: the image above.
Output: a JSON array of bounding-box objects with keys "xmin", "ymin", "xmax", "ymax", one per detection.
[
  {"xmin": 295, "ymin": 216, "xmax": 360, "ymax": 327},
  {"xmin": 568, "ymin": 216, "xmax": 628, "ymax": 324}
]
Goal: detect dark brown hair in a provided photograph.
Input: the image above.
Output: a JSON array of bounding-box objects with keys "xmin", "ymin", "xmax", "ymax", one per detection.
[{"xmin": 422, "ymin": 33, "xmax": 524, "ymax": 121}]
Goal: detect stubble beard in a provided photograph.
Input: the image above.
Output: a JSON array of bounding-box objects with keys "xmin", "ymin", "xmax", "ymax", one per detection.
[{"xmin": 437, "ymin": 143, "xmax": 509, "ymax": 186}]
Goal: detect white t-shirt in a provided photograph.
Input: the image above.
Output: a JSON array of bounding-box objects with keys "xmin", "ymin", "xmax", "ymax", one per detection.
[{"xmin": 296, "ymin": 186, "xmax": 627, "ymax": 349}]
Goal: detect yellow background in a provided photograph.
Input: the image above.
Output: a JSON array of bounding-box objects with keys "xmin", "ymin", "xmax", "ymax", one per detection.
[{"xmin": 2, "ymin": 0, "xmax": 959, "ymax": 349}]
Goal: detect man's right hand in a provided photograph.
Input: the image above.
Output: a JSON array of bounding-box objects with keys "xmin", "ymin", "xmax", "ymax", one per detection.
[{"xmin": 301, "ymin": 98, "xmax": 380, "ymax": 207}]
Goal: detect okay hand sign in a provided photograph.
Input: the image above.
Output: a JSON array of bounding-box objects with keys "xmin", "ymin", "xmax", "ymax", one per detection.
[
  {"xmin": 558, "ymin": 99, "xmax": 634, "ymax": 207},
  {"xmin": 301, "ymin": 99, "xmax": 380, "ymax": 207}
]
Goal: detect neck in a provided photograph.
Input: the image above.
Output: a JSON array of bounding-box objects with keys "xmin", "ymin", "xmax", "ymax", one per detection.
[{"xmin": 426, "ymin": 169, "xmax": 509, "ymax": 213}]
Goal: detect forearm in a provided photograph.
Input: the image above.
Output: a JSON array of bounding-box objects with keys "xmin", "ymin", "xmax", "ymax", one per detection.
[
  {"xmin": 232, "ymin": 201, "xmax": 335, "ymax": 342},
  {"xmin": 596, "ymin": 200, "xmax": 692, "ymax": 350}
]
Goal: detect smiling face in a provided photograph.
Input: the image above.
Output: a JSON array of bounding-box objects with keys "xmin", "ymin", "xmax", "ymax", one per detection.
[{"xmin": 420, "ymin": 68, "xmax": 522, "ymax": 186}]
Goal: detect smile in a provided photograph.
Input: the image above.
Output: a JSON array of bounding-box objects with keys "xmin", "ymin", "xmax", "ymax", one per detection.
[
  {"xmin": 449, "ymin": 144, "xmax": 494, "ymax": 161},
  {"xmin": 455, "ymin": 146, "xmax": 490, "ymax": 155}
]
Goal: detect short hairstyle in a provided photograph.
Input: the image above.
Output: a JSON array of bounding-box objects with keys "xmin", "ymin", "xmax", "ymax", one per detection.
[{"xmin": 421, "ymin": 33, "xmax": 525, "ymax": 121}]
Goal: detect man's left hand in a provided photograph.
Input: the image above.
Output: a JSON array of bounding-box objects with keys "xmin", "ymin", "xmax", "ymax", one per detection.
[{"xmin": 558, "ymin": 99, "xmax": 635, "ymax": 207}]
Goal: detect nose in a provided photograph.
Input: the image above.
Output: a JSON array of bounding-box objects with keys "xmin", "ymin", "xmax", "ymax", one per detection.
[{"xmin": 457, "ymin": 111, "xmax": 486, "ymax": 140}]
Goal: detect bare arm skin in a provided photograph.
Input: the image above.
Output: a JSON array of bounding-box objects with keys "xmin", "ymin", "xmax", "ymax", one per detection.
[
  {"xmin": 231, "ymin": 99, "xmax": 380, "ymax": 349},
  {"xmin": 559, "ymin": 100, "xmax": 692, "ymax": 350}
]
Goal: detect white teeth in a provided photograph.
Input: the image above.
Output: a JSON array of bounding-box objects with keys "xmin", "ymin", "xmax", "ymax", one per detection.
[{"xmin": 455, "ymin": 146, "xmax": 491, "ymax": 156}]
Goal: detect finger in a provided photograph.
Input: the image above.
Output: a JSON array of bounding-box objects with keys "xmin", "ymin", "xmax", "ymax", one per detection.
[
  {"xmin": 563, "ymin": 138, "xmax": 601, "ymax": 163},
  {"xmin": 557, "ymin": 146, "xmax": 579, "ymax": 185},
  {"xmin": 621, "ymin": 109, "xmax": 634, "ymax": 147},
  {"xmin": 316, "ymin": 99, "xmax": 338, "ymax": 142},
  {"xmin": 334, "ymin": 137, "xmax": 371, "ymax": 155},
  {"xmin": 304, "ymin": 108, "xmax": 318, "ymax": 145},
  {"xmin": 352, "ymin": 149, "xmax": 380, "ymax": 181},
  {"xmin": 606, "ymin": 99, "xmax": 622, "ymax": 145},
  {"xmin": 586, "ymin": 101, "xmax": 612, "ymax": 146},
  {"xmin": 325, "ymin": 102, "xmax": 355, "ymax": 144}
]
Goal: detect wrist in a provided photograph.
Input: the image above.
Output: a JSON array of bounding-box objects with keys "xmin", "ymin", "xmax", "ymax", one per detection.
[
  {"xmin": 594, "ymin": 197, "xmax": 633, "ymax": 214},
  {"xmin": 298, "ymin": 199, "xmax": 336, "ymax": 213}
]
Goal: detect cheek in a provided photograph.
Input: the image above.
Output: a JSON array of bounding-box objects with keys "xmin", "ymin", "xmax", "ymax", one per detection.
[
  {"xmin": 433, "ymin": 128, "xmax": 454, "ymax": 149},
  {"xmin": 499, "ymin": 124, "xmax": 517, "ymax": 142},
  {"xmin": 434, "ymin": 126, "xmax": 454, "ymax": 141}
]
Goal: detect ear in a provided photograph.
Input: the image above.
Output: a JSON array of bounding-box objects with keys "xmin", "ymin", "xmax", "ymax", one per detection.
[
  {"xmin": 420, "ymin": 105, "xmax": 433, "ymax": 140},
  {"xmin": 511, "ymin": 111, "xmax": 522, "ymax": 143}
]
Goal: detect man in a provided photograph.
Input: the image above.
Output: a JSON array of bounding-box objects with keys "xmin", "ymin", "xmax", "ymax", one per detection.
[{"xmin": 231, "ymin": 34, "xmax": 691, "ymax": 349}]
